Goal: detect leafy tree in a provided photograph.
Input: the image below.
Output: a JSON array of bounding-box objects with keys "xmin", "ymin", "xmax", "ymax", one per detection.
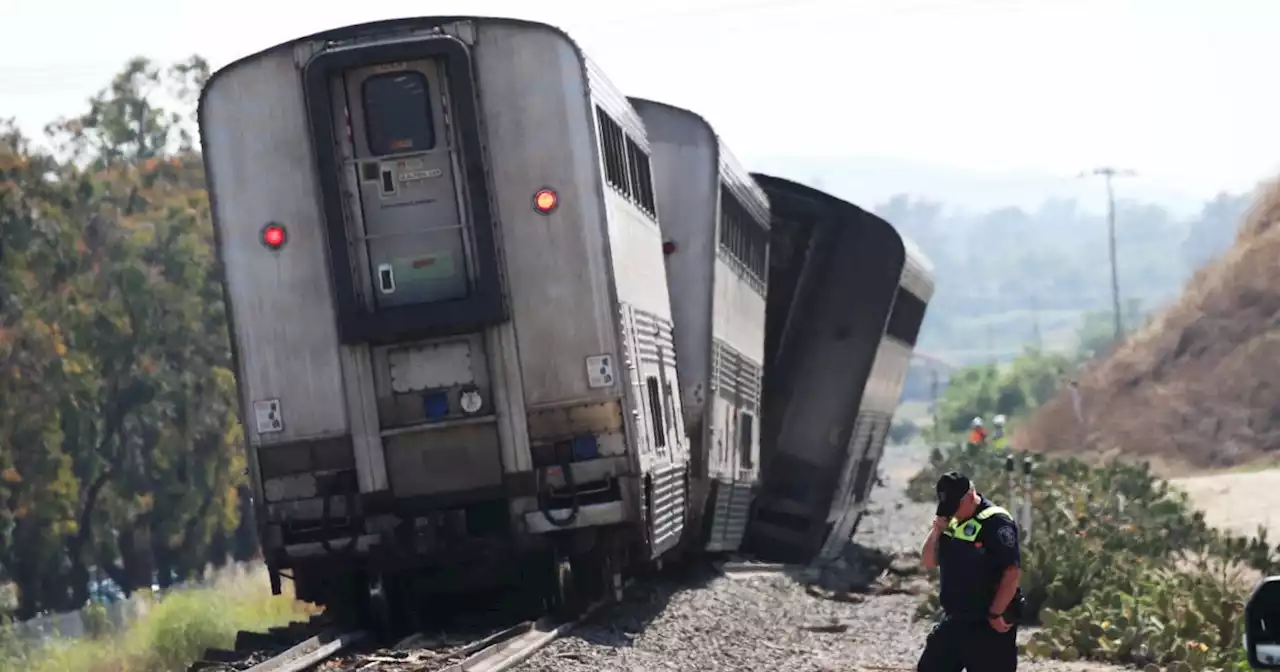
[
  {"xmin": 936, "ymin": 348, "xmax": 1073, "ymax": 435},
  {"xmin": 0, "ymin": 56, "xmax": 247, "ymax": 617}
]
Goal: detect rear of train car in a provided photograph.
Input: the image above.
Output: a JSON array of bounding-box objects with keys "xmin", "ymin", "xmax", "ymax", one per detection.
[
  {"xmin": 198, "ymin": 16, "xmax": 689, "ymax": 615},
  {"xmin": 743, "ymin": 174, "xmax": 905, "ymax": 564},
  {"xmin": 813, "ymin": 233, "xmax": 934, "ymax": 563},
  {"xmin": 629, "ymin": 99, "xmax": 770, "ymax": 554}
]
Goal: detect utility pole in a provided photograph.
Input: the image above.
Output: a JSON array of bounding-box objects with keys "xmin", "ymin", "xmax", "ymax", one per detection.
[
  {"xmin": 1030, "ymin": 292, "xmax": 1043, "ymax": 351},
  {"xmin": 930, "ymin": 367, "xmax": 941, "ymax": 450},
  {"xmin": 1078, "ymin": 167, "xmax": 1136, "ymax": 345}
]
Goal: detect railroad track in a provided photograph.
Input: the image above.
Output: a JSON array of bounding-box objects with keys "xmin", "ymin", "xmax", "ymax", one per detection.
[{"xmin": 193, "ymin": 600, "xmax": 606, "ymax": 672}]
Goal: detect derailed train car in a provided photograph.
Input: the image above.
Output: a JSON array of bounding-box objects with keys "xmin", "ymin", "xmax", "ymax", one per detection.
[
  {"xmin": 629, "ymin": 98, "xmax": 770, "ymax": 554},
  {"xmin": 744, "ymin": 174, "xmax": 932, "ymax": 564},
  {"xmin": 198, "ymin": 16, "xmax": 690, "ymax": 622},
  {"xmin": 814, "ymin": 236, "xmax": 933, "ymax": 563}
]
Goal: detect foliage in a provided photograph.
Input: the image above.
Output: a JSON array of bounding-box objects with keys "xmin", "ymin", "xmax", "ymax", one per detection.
[
  {"xmin": 907, "ymin": 444, "xmax": 1278, "ymax": 670},
  {"xmin": 0, "ymin": 565, "xmax": 315, "ymax": 672},
  {"xmin": 934, "ymin": 348, "xmax": 1072, "ymax": 434},
  {"xmin": 0, "ymin": 56, "xmax": 258, "ymax": 619}
]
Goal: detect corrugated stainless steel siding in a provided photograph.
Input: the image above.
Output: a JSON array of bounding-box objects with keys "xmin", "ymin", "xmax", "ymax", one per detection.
[
  {"xmin": 632, "ymin": 308, "xmax": 678, "ymax": 370},
  {"xmin": 705, "ymin": 477, "xmax": 754, "ymax": 552},
  {"xmin": 711, "ymin": 338, "xmax": 763, "ymax": 412},
  {"xmin": 648, "ymin": 461, "xmax": 687, "ymax": 556}
]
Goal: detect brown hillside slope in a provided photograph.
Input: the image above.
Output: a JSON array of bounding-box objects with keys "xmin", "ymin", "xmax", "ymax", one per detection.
[{"xmin": 1016, "ymin": 179, "xmax": 1280, "ymax": 474}]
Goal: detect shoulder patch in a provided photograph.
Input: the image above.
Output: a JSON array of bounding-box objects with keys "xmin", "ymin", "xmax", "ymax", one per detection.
[{"xmin": 998, "ymin": 524, "xmax": 1017, "ymax": 548}]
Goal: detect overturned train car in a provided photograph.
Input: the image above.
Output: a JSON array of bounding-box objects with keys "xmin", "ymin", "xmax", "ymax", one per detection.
[
  {"xmin": 814, "ymin": 236, "xmax": 933, "ymax": 563},
  {"xmin": 744, "ymin": 175, "xmax": 933, "ymax": 564},
  {"xmin": 630, "ymin": 98, "xmax": 770, "ymax": 554},
  {"xmin": 198, "ymin": 16, "xmax": 690, "ymax": 620}
]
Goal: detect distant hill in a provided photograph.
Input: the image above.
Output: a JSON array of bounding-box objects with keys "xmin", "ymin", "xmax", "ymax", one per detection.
[
  {"xmin": 745, "ymin": 154, "xmax": 1260, "ymax": 365},
  {"xmin": 1017, "ymin": 178, "xmax": 1280, "ymax": 472}
]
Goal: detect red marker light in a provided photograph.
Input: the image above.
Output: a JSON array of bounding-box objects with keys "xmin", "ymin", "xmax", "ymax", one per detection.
[
  {"xmin": 662, "ymin": 241, "xmax": 677, "ymax": 255},
  {"xmin": 262, "ymin": 223, "xmax": 287, "ymax": 250},
  {"xmin": 533, "ymin": 188, "xmax": 559, "ymax": 214}
]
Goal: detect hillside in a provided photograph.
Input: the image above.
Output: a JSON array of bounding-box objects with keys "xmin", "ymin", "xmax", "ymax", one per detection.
[{"xmin": 1016, "ymin": 178, "xmax": 1280, "ymax": 473}]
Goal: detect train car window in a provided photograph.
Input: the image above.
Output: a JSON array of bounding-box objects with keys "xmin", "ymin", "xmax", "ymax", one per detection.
[
  {"xmin": 645, "ymin": 376, "xmax": 667, "ymax": 449},
  {"xmin": 719, "ymin": 188, "xmax": 768, "ymax": 286},
  {"xmin": 624, "ymin": 136, "xmax": 657, "ymax": 219},
  {"xmin": 362, "ymin": 71, "xmax": 436, "ymax": 156},
  {"xmin": 886, "ymin": 288, "xmax": 927, "ymax": 346},
  {"xmin": 738, "ymin": 411, "xmax": 755, "ymax": 469},
  {"xmin": 595, "ymin": 107, "xmax": 631, "ymax": 197}
]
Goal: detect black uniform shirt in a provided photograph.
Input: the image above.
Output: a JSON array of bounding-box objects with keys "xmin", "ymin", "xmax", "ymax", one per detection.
[{"xmin": 937, "ymin": 496, "xmax": 1022, "ymax": 619}]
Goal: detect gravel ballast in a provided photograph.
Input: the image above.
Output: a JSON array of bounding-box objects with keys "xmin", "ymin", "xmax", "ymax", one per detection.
[{"xmin": 516, "ymin": 444, "xmax": 1128, "ymax": 672}]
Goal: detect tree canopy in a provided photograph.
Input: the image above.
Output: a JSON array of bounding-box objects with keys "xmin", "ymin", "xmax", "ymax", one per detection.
[{"xmin": 0, "ymin": 56, "xmax": 255, "ymax": 618}]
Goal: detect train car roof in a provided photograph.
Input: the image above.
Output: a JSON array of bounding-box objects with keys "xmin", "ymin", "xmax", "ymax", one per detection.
[
  {"xmin": 630, "ymin": 97, "xmax": 770, "ymax": 228},
  {"xmin": 202, "ymin": 16, "xmax": 582, "ymax": 104},
  {"xmin": 752, "ymin": 173, "xmax": 935, "ymax": 298},
  {"xmin": 751, "ymin": 173, "xmax": 900, "ymax": 248}
]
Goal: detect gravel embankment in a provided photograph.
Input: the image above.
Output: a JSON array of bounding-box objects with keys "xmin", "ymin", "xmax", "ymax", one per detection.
[{"xmin": 517, "ymin": 444, "xmax": 1127, "ymax": 672}]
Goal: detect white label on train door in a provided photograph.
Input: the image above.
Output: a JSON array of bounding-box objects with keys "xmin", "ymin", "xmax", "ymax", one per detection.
[
  {"xmin": 399, "ymin": 168, "xmax": 443, "ymax": 182},
  {"xmin": 586, "ymin": 355, "xmax": 615, "ymax": 388},
  {"xmin": 253, "ymin": 399, "xmax": 283, "ymax": 434}
]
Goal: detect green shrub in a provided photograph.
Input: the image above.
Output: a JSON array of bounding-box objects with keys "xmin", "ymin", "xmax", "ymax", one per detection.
[
  {"xmin": 908, "ymin": 444, "xmax": 1280, "ymax": 671},
  {"xmin": 0, "ymin": 565, "xmax": 316, "ymax": 672},
  {"xmin": 80, "ymin": 602, "xmax": 110, "ymax": 640}
]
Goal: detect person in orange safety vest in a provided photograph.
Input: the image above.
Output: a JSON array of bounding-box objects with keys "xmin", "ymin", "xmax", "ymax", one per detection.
[{"xmin": 966, "ymin": 417, "xmax": 988, "ymax": 448}]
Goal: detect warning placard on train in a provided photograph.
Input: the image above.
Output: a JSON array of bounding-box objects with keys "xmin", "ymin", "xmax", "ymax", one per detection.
[{"xmin": 254, "ymin": 398, "xmax": 283, "ymax": 434}]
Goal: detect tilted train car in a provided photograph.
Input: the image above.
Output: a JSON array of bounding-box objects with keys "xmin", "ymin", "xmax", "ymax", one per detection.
[
  {"xmin": 814, "ymin": 234, "xmax": 934, "ymax": 563},
  {"xmin": 629, "ymin": 98, "xmax": 770, "ymax": 554},
  {"xmin": 198, "ymin": 16, "xmax": 690, "ymax": 622},
  {"xmin": 744, "ymin": 174, "xmax": 909, "ymax": 564}
]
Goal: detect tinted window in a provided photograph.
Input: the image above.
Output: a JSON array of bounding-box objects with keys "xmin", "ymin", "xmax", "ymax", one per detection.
[
  {"xmin": 596, "ymin": 107, "xmax": 629, "ymax": 194},
  {"xmin": 719, "ymin": 188, "xmax": 769, "ymax": 289},
  {"xmin": 738, "ymin": 411, "xmax": 755, "ymax": 469},
  {"xmin": 362, "ymin": 71, "xmax": 436, "ymax": 156},
  {"xmin": 646, "ymin": 376, "xmax": 666, "ymax": 449},
  {"xmin": 886, "ymin": 287, "xmax": 927, "ymax": 346}
]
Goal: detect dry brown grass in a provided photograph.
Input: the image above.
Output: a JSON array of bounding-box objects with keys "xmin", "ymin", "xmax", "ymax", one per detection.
[{"xmin": 1016, "ymin": 178, "xmax": 1280, "ymax": 475}]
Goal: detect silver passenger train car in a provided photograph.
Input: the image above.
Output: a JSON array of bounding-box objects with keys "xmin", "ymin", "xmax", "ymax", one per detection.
[
  {"xmin": 629, "ymin": 99, "xmax": 771, "ymax": 554},
  {"xmin": 745, "ymin": 174, "xmax": 932, "ymax": 565},
  {"xmin": 198, "ymin": 16, "xmax": 690, "ymax": 619}
]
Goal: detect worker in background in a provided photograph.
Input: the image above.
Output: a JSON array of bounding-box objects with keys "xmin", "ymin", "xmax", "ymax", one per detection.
[
  {"xmin": 918, "ymin": 471, "xmax": 1025, "ymax": 671},
  {"xmin": 965, "ymin": 417, "xmax": 987, "ymax": 449},
  {"xmin": 991, "ymin": 414, "xmax": 1009, "ymax": 452}
]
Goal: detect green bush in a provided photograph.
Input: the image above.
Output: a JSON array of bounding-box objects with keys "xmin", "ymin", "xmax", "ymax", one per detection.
[
  {"xmin": 80, "ymin": 602, "xmax": 110, "ymax": 640},
  {"xmin": 908, "ymin": 444, "xmax": 1279, "ymax": 671},
  {"xmin": 935, "ymin": 348, "xmax": 1070, "ymax": 435},
  {"xmin": 0, "ymin": 565, "xmax": 316, "ymax": 672}
]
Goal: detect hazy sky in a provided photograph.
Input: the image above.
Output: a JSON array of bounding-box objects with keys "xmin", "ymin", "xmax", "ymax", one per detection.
[{"xmin": 3, "ymin": 0, "xmax": 1278, "ymax": 212}]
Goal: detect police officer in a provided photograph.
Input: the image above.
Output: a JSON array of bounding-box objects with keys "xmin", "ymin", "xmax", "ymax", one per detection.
[{"xmin": 918, "ymin": 471, "xmax": 1024, "ymax": 672}]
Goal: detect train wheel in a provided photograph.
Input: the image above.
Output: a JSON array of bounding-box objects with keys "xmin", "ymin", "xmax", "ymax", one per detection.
[
  {"xmin": 531, "ymin": 551, "xmax": 565, "ymax": 616},
  {"xmin": 554, "ymin": 554, "xmax": 584, "ymax": 619},
  {"xmin": 367, "ymin": 574, "xmax": 393, "ymax": 636}
]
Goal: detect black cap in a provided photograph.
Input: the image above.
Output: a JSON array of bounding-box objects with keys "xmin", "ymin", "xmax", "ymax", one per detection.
[{"xmin": 935, "ymin": 471, "xmax": 972, "ymax": 517}]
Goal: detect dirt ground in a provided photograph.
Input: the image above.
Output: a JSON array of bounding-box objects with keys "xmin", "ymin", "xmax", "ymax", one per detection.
[{"xmin": 1172, "ymin": 467, "xmax": 1280, "ymax": 539}]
